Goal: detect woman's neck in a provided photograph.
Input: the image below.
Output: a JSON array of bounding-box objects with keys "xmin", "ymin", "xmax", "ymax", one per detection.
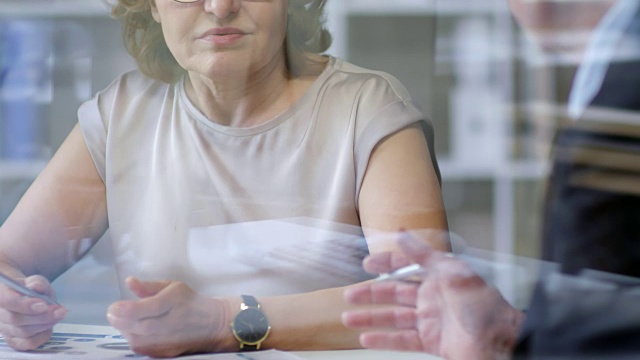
[{"xmin": 185, "ymin": 56, "xmax": 295, "ymax": 128}]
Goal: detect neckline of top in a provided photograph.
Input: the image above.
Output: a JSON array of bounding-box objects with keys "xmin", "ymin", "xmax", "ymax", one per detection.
[{"xmin": 177, "ymin": 56, "xmax": 337, "ymax": 137}]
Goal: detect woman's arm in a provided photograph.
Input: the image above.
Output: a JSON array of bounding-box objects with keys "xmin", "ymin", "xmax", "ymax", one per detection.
[
  {"xmin": 0, "ymin": 124, "xmax": 108, "ymax": 351},
  {"xmin": 106, "ymin": 123, "xmax": 449, "ymax": 356},
  {"xmin": 358, "ymin": 122, "xmax": 449, "ymax": 252},
  {"xmin": 0, "ymin": 124, "xmax": 108, "ymax": 280},
  {"xmin": 261, "ymin": 123, "xmax": 449, "ymax": 350},
  {"xmin": 261, "ymin": 123, "xmax": 448, "ymax": 350}
]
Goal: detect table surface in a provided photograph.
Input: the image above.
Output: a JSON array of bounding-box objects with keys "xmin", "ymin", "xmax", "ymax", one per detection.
[
  {"xmin": 290, "ymin": 349, "xmax": 437, "ymax": 359},
  {"xmin": 26, "ymin": 323, "xmax": 439, "ymax": 360}
]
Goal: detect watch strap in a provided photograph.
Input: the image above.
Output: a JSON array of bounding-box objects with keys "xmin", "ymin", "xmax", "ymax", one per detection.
[
  {"xmin": 241, "ymin": 344, "xmax": 259, "ymax": 351},
  {"xmin": 241, "ymin": 294, "xmax": 259, "ymax": 308}
]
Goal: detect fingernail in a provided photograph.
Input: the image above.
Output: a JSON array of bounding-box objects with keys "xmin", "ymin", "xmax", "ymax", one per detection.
[
  {"xmin": 106, "ymin": 311, "xmax": 123, "ymax": 323},
  {"xmin": 53, "ymin": 308, "xmax": 67, "ymax": 319},
  {"xmin": 31, "ymin": 302, "xmax": 47, "ymax": 312},
  {"xmin": 107, "ymin": 304, "xmax": 122, "ymax": 317}
]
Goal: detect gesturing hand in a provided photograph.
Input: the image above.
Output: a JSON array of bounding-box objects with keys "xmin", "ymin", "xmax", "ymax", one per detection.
[
  {"xmin": 0, "ymin": 275, "xmax": 66, "ymax": 351},
  {"xmin": 107, "ymin": 277, "xmax": 233, "ymax": 358},
  {"xmin": 342, "ymin": 233, "xmax": 525, "ymax": 360}
]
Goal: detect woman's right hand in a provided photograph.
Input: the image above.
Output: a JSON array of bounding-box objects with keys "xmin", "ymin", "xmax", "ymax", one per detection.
[{"xmin": 0, "ymin": 274, "xmax": 66, "ymax": 351}]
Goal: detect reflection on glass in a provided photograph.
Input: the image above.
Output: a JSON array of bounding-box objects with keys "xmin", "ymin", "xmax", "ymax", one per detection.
[{"xmin": 0, "ymin": 0, "xmax": 639, "ymax": 358}]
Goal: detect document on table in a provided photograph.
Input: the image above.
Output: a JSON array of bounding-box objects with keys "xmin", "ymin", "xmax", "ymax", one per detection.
[{"xmin": 0, "ymin": 324, "xmax": 303, "ymax": 360}]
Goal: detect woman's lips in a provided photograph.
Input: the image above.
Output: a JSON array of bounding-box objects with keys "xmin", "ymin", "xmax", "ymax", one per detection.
[{"xmin": 198, "ymin": 27, "xmax": 247, "ymax": 45}]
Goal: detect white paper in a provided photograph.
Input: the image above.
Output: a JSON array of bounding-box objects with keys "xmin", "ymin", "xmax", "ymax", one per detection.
[{"xmin": 0, "ymin": 324, "xmax": 304, "ymax": 360}]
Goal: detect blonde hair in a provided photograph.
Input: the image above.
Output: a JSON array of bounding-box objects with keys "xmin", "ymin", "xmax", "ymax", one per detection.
[{"xmin": 112, "ymin": 0, "xmax": 332, "ymax": 83}]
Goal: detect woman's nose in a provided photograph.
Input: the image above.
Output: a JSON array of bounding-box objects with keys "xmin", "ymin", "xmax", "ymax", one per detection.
[{"xmin": 204, "ymin": 0, "xmax": 241, "ymax": 19}]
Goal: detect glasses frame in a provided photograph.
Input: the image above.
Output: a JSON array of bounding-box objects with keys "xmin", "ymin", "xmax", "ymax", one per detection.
[{"xmin": 172, "ymin": 0, "xmax": 328, "ymax": 5}]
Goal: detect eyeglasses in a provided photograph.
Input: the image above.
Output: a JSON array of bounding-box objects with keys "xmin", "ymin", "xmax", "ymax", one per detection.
[
  {"xmin": 172, "ymin": 0, "xmax": 329, "ymax": 5},
  {"xmin": 172, "ymin": 0, "xmax": 328, "ymax": 6}
]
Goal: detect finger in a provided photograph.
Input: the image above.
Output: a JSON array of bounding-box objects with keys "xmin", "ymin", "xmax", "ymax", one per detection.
[
  {"xmin": 111, "ymin": 278, "xmax": 172, "ymax": 325},
  {"xmin": 0, "ymin": 288, "xmax": 61, "ymax": 317},
  {"xmin": 397, "ymin": 231, "xmax": 456, "ymax": 271},
  {"xmin": 125, "ymin": 333, "xmax": 183, "ymax": 358},
  {"xmin": 363, "ymin": 251, "xmax": 412, "ymax": 275},
  {"xmin": 344, "ymin": 281, "xmax": 418, "ymax": 307},
  {"xmin": 107, "ymin": 290, "xmax": 172, "ymax": 324},
  {"xmin": 0, "ymin": 274, "xmax": 57, "ymax": 316},
  {"xmin": 24, "ymin": 275, "xmax": 55, "ymax": 298},
  {"xmin": 359, "ymin": 331, "xmax": 424, "ymax": 352},
  {"xmin": 0, "ymin": 305, "xmax": 66, "ymax": 326},
  {"xmin": 342, "ymin": 307, "xmax": 416, "ymax": 329},
  {"xmin": 107, "ymin": 300, "xmax": 168, "ymax": 325},
  {"xmin": 397, "ymin": 236, "xmax": 482, "ymax": 294},
  {"xmin": 126, "ymin": 277, "xmax": 172, "ymax": 299},
  {"xmin": 0, "ymin": 321, "xmax": 58, "ymax": 339},
  {"xmin": 108, "ymin": 312, "xmax": 165, "ymax": 337},
  {"xmin": 3, "ymin": 327, "xmax": 53, "ymax": 352},
  {"xmin": 0, "ymin": 289, "xmax": 39, "ymax": 314}
]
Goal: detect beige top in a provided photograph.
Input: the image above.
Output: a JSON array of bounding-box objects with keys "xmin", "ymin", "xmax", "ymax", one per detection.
[{"xmin": 78, "ymin": 57, "xmax": 438, "ymax": 298}]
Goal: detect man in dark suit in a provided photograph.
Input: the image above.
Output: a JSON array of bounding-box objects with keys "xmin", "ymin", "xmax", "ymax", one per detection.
[
  {"xmin": 342, "ymin": 1, "xmax": 640, "ymax": 358},
  {"xmin": 516, "ymin": 0, "xmax": 640, "ymax": 356}
]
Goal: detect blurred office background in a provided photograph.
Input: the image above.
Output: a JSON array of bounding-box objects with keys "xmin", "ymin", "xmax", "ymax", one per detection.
[{"xmin": 0, "ymin": 0, "xmax": 578, "ymax": 323}]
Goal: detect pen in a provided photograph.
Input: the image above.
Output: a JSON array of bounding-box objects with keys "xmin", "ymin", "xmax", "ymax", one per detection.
[
  {"xmin": 375, "ymin": 264, "xmax": 427, "ymax": 282},
  {"xmin": 0, "ymin": 272, "xmax": 60, "ymax": 305},
  {"xmin": 375, "ymin": 253, "xmax": 456, "ymax": 282}
]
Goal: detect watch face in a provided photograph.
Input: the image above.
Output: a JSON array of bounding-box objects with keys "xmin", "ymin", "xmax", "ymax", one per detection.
[{"xmin": 233, "ymin": 308, "xmax": 270, "ymax": 343}]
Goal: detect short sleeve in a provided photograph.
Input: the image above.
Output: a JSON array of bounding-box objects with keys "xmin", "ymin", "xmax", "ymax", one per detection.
[
  {"xmin": 77, "ymin": 92, "xmax": 108, "ymax": 183},
  {"xmin": 353, "ymin": 77, "xmax": 440, "ymax": 202},
  {"xmin": 76, "ymin": 70, "xmax": 154, "ymax": 184}
]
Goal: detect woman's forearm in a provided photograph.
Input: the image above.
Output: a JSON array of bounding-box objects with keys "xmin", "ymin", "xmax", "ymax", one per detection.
[
  {"xmin": 221, "ymin": 284, "xmax": 366, "ymax": 351},
  {"xmin": 0, "ymin": 248, "xmax": 28, "ymax": 279}
]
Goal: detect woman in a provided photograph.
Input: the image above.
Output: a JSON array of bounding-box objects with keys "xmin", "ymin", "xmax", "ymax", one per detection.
[{"xmin": 0, "ymin": 0, "xmax": 447, "ymax": 356}]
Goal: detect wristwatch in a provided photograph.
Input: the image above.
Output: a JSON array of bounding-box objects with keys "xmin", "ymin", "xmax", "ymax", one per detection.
[{"xmin": 230, "ymin": 295, "xmax": 271, "ymax": 351}]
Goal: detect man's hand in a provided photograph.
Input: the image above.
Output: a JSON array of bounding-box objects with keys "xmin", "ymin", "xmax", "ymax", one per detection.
[{"xmin": 342, "ymin": 232, "xmax": 525, "ymax": 359}]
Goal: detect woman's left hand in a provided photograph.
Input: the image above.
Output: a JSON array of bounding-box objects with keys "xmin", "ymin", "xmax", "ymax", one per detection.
[{"xmin": 107, "ymin": 277, "xmax": 234, "ymax": 358}]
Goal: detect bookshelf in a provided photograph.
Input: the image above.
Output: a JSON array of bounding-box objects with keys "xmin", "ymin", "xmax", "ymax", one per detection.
[
  {"xmin": 0, "ymin": 0, "xmax": 111, "ymax": 18},
  {"xmin": 0, "ymin": 2, "xmax": 133, "ymax": 223},
  {"xmin": 0, "ymin": 1, "xmax": 125, "ymax": 325}
]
